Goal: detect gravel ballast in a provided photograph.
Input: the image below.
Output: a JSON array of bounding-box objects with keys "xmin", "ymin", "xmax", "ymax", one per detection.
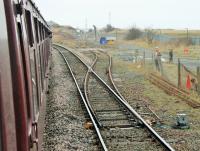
[{"xmin": 42, "ymin": 49, "xmax": 98, "ymax": 151}]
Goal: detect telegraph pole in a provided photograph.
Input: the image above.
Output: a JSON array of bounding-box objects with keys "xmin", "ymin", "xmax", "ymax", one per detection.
[{"xmin": 93, "ymin": 25, "xmax": 97, "ymax": 41}]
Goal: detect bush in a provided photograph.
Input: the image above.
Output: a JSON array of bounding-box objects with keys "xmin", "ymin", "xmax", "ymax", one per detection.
[
  {"xmin": 105, "ymin": 24, "xmax": 114, "ymax": 32},
  {"xmin": 88, "ymin": 28, "xmax": 93, "ymax": 32},
  {"xmin": 126, "ymin": 27, "xmax": 142, "ymax": 40}
]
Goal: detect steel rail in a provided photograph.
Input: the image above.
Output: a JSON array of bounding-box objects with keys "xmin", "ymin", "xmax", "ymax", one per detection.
[
  {"xmin": 107, "ymin": 54, "xmax": 127, "ymax": 101},
  {"xmin": 53, "ymin": 44, "xmax": 175, "ymax": 151},
  {"xmin": 92, "ymin": 50, "xmax": 126, "ymax": 101},
  {"xmin": 100, "ymin": 51, "xmax": 161, "ymax": 121},
  {"xmin": 84, "ymin": 51, "xmax": 126, "ymax": 128},
  {"xmin": 83, "ymin": 53, "xmax": 103, "ymax": 128},
  {"xmin": 54, "ymin": 46, "xmax": 108, "ymax": 151},
  {"xmin": 92, "ymin": 69, "xmax": 175, "ymax": 151}
]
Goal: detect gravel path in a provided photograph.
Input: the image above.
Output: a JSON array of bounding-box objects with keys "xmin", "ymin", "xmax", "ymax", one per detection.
[{"xmin": 42, "ymin": 49, "xmax": 98, "ymax": 151}]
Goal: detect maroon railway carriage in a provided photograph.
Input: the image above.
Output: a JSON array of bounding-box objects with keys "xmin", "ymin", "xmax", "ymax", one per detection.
[{"xmin": 0, "ymin": 0, "xmax": 52, "ymax": 151}]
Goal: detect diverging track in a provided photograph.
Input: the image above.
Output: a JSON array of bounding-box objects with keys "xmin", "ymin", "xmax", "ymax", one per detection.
[
  {"xmin": 93, "ymin": 51, "xmax": 161, "ymax": 124},
  {"xmin": 53, "ymin": 44, "xmax": 175, "ymax": 151}
]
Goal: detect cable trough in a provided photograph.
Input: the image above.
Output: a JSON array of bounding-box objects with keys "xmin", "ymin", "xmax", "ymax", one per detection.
[{"xmin": 54, "ymin": 44, "xmax": 175, "ymax": 151}]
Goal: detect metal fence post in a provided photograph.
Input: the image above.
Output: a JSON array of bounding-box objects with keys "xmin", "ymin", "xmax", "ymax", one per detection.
[{"xmin": 143, "ymin": 51, "xmax": 145, "ymax": 65}]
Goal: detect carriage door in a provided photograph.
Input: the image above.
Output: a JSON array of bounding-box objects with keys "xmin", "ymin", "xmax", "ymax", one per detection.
[{"xmin": 17, "ymin": 3, "xmax": 39, "ymax": 149}]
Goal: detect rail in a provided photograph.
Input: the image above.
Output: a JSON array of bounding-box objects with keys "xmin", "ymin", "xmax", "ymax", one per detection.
[{"xmin": 54, "ymin": 46, "xmax": 108, "ymax": 151}]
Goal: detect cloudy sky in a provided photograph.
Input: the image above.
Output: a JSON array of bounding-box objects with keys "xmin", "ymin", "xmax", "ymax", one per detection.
[{"xmin": 34, "ymin": 0, "xmax": 199, "ymax": 29}]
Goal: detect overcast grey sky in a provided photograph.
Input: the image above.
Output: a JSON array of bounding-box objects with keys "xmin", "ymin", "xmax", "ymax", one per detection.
[{"xmin": 34, "ymin": 0, "xmax": 199, "ymax": 29}]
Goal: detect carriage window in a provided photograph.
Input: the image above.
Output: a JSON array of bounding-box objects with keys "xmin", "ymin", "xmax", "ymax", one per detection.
[
  {"xmin": 44, "ymin": 29, "xmax": 46, "ymax": 38},
  {"xmin": 44, "ymin": 28, "xmax": 46, "ymax": 39},
  {"xmin": 30, "ymin": 51, "xmax": 39, "ymax": 116},
  {"xmin": 39, "ymin": 47, "xmax": 44, "ymax": 90},
  {"xmin": 48, "ymin": 31, "xmax": 52, "ymax": 38},
  {"xmin": 45, "ymin": 28, "xmax": 48, "ymax": 38},
  {"xmin": 25, "ymin": 10, "xmax": 34, "ymax": 47},
  {"xmin": 17, "ymin": 22, "xmax": 31, "ymax": 119},
  {"xmin": 39, "ymin": 22, "xmax": 43, "ymax": 41},
  {"xmin": 42, "ymin": 26, "xmax": 45, "ymax": 40},
  {"xmin": 34, "ymin": 18, "xmax": 39, "ymax": 43}
]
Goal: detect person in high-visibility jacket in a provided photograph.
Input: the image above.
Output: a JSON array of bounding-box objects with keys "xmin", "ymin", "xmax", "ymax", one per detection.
[{"xmin": 154, "ymin": 47, "xmax": 162, "ymax": 72}]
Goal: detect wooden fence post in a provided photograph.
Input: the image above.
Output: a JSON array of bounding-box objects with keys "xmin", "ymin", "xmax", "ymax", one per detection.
[
  {"xmin": 178, "ymin": 58, "xmax": 181, "ymax": 88},
  {"xmin": 197, "ymin": 67, "xmax": 200, "ymax": 94}
]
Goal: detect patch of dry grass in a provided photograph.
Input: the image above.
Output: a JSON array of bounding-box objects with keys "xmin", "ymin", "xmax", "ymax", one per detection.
[{"xmin": 157, "ymin": 29, "xmax": 200, "ymax": 37}]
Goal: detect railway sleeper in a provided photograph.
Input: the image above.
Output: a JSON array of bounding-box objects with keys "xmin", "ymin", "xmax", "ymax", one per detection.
[
  {"xmin": 95, "ymin": 109, "xmax": 122, "ymax": 112},
  {"xmin": 103, "ymin": 124, "xmax": 133, "ymax": 129},
  {"xmin": 106, "ymin": 141, "xmax": 164, "ymax": 151},
  {"xmin": 99, "ymin": 117, "xmax": 129, "ymax": 121}
]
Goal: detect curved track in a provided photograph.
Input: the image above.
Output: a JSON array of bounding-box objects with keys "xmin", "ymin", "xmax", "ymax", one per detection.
[
  {"xmin": 91, "ymin": 51, "xmax": 161, "ymax": 122},
  {"xmin": 53, "ymin": 44, "xmax": 175, "ymax": 151}
]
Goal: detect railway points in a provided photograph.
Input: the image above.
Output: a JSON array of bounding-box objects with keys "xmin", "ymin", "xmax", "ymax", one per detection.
[{"xmin": 51, "ymin": 44, "xmax": 174, "ymax": 151}]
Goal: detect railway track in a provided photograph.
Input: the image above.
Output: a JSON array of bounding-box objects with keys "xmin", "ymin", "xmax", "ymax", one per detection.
[
  {"xmin": 148, "ymin": 72, "xmax": 200, "ymax": 108},
  {"xmin": 92, "ymin": 51, "xmax": 161, "ymax": 123},
  {"xmin": 53, "ymin": 44, "xmax": 175, "ymax": 151}
]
